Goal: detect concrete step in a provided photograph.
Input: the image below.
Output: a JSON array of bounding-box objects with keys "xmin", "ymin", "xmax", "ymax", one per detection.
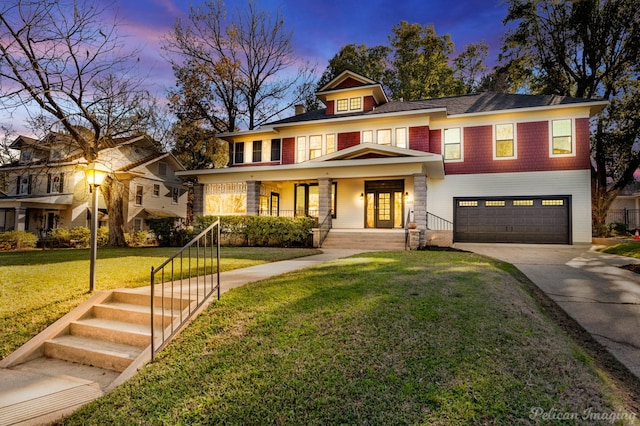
[
  {"xmin": 70, "ymin": 317, "xmax": 151, "ymax": 348},
  {"xmin": 111, "ymin": 290, "xmax": 192, "ymax": 311},
  {"xmin": 43, "ymin": 335, "xmax": 143, "ymax": 372},
  {"xmin": 322, "ymin": 230, "xmax": 407, "ymax": 250},
  {"xmin": 92, "ymin": 302, "xmax": 177, "ymax": 328}
]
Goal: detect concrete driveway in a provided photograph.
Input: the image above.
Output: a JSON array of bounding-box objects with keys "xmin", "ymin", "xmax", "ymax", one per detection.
[{"xmin": 455, "ymin": 243, "xmax": 640, "ymax": 379}]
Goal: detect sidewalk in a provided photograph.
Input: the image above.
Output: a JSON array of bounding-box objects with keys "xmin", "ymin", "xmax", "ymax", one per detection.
[{"xmin": 0, "ymin": 249, "xmax": 367, "ymax": 426}]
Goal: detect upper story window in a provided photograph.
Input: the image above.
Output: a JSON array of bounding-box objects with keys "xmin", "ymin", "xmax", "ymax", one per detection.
[
  {"xmin": 17, "ymin": 175, "xmax": 31, "ymax": 195},
  {"xmin": 361, "ymin": 128, "xmax": 408, "ymax": 147},
  {"xmin": 296, "ymin": 137, "xmax": 306, "ymax": 162},
  {"xmin": 350, "ymin": 97, "xmax": 362, "ymax": 111},
  {"xmin": 326, "ymin": 134, "xmax": 336, "ymax": 154},
  {"xmin": 158, "ymin": 162, "xmax": 168, "ymax": 176},
  {"xmin": 271, "ymin": 139, "xmax": 281, "ymax": 161},
  {"xmin": 336, "ymin": 99, "xmax": 348, "ymax": 112},
  {"xmin": 377, "ymin": 129, "xmax": 392, "ymax": 146},
  {"xmin": 396, "ymin": 128, "xmax": 407, "ymax": 148},
  {"xmin": 495, "ymin": 123, "xmax": 516, "ymax": 159},
  {"xmin": 135, "ymin": 185, "xmax": 143, "ymax": 206},
  {"xmin": 335, "ymin": 97, "xmax": 363, "ymax": 114},
  {"xmin": 153, "ymin": 184, "xmax": 160, "ymax": 197},
  {"xmin": 551, "ymin": 119, "xmax": 574, "ymax": 156},
  {"xmin": 20, "ymin": 150, "xmax": 31, "ymax": 163},
  {"xmin": 443, "ymin": 128, "xmax": 462, "ymax": 161},
  {"xmin": 234, "ymin": 142, "xmax": 245, "ymax": 164},
  {"xmin": 172, "ymin": 187, "xmax": 180, "ymax": 204},
  {"xmin": 362, "ymin": 130, "xmax": 373, "ymax": 144},
  {"xmin": 309, "ymin": 135, "xmax": 322, "ymax": 160},
  {"xmin": 48, "ymin": 173, "xmax": 63, "ymax": 194},
  {"xmin": 252, "ymin": 140, "xmax": 262, "ymax": 163}
]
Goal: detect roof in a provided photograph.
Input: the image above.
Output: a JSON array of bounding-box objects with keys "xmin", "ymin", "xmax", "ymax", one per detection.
[{"xmin": 267, "ymin": 92, "xmax": 607, "ymax": 126}]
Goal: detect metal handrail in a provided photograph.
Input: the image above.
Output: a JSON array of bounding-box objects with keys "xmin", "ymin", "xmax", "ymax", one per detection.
[
  {"xmin": 426, "ymin": 212, "xmax": 453, "ymax": 231},
  {"xmin": 318, "ymin": 212, "xmax": 332, "ymax": 246},
  {"xmin": 150, "ymin": 218, "xmax": 221, "ymax": 361}
]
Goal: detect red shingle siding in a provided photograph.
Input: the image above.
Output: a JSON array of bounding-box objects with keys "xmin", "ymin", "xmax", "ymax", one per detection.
[
  {"xmin": 409, "ymin": 126, "xmax": 429, "ymax": 152},
  {"xmin": 326, "ymin": 100, "xmax": 334, "ymax": 115},
  {"xmin": 443, "ymin": 120, "xmax": 591, "ymax": 175},
  {"xmin": 338, "ymin": 132, "xmax": 360, "ymax": 150},
  {"xmin": 336, "ymin": 77, "xmax": 363, "ymax": 89},
  {"xmin": 429, "ymin": 129, "xmax": 441, "ymax": 155},
  {"xmin": 282, "ymin": 137, "xmax": 295, "ymax": 165},
  {"xmin": 363, "ymin": 96, "xmax": 375, "ymax": 112}
]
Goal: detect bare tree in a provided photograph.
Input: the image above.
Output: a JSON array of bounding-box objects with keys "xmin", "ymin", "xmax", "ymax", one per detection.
[
  {"xmin": 0, "ymin": 0, "xmax": 156, "ymax": 245},
  {"xmin": 163, "ymin": 0, "xmax": 316, "ymax": 132}
]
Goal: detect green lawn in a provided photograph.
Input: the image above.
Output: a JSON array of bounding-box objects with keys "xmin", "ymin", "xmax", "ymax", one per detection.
[
  {"xmin": 59, "ymin": 250, "xmax": 636, "ymax": 425},
  {"xmin": 0, "ymin": 246, "xmax": 320, "ymax": 359},
  {"xmin": 599, "ymin": 241, "xmax": 640, "ymax": 259}
]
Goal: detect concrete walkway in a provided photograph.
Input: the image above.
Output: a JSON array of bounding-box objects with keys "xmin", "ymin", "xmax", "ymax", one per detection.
[
  {"xmin": 455, "ymin": 243, "xmax": 640, "ymax": 379},
  {"xmin": 0, "ymin": 249, "xmax": 366, "ymax": 426}
]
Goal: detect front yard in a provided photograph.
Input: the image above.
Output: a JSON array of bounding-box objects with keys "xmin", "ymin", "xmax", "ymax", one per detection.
[
  {"xmin": 0, "ymin": 246, "xmax": 320, "ymax": 359},
  {"xmin": 56, "ymin": 250, "xmax": 638, "ymax": 424}
]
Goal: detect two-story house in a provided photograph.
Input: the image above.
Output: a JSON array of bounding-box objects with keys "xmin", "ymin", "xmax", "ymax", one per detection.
[
  {"xmin": 178, "ymin": 70, "xmax": 607, "ymax": 247},
  {"xmin": 0, "ymin": 133, "xmax": 187, "ymax": 236}
]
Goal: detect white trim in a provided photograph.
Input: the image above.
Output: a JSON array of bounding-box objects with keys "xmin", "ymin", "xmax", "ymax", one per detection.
[
  {"xmin": 442, "ymin": 127, "xmax": 464, "ymax": 163},
  {"xmin": 492, "ymin": 123, "xmax": 518, "ymax": 160},
  {"xmin": 549, "ymin": 118, "xmax": 576, "ymax": 158}
]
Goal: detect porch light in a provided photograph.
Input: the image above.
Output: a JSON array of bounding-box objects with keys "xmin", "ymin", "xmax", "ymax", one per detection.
[
  {"xmin": 85, "ymin": 162, "xmax": 111, "ymax": 292},
  {"xmin": 359, "ymin": 192, "xmax": 364, "ymax": 200}
]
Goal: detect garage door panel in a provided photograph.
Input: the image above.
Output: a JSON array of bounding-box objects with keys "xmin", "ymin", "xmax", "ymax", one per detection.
[{"xmin": 454, "ymin": 196, "xmax": 570, "ymax": 244}]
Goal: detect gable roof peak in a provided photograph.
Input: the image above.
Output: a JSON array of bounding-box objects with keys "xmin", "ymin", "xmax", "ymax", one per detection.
[{"xmin": 317, "ymin": 70, "xmax": 378, "ymax": 93}]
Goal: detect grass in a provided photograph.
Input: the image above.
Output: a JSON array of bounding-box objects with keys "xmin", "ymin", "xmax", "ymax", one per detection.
[
  {"xmin": 58, "ymin": 250, "xmax": 637, "ymax": 425},
  {"xmin": 0, "ymin": 246, "xmax": 320, "ymax": 359},
  {"xmin": 599, "ymin": 241, "xmax": 640, "ymax": 259}
]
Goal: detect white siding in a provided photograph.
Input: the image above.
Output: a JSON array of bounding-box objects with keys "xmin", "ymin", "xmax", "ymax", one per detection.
[{"xmin": 427, "ymin": 170, "xmax": 592, "ymax": 243}]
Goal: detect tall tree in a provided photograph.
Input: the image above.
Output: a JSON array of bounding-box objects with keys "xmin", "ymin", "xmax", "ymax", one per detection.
[
  {"xmin": 388, "ymin": 22, "xmax": 459, "ymax": 100},
  {"xmin": 164, "ymin": 0, "xmax": 315, "ymax": 132},
  {"xmin": 316, "ymin": 43, "xmax": 392, "ymax": 90},
  {"xmin": 0, "ymin": 0, "xmax": 156, "ymax": 246},
  {"xmin": 502, "ymin": 0, "xmax": 640, "ymax": 235},
  {"xmin": 454, "ymin": 42, "xmax": 489, "ymax": 94}
]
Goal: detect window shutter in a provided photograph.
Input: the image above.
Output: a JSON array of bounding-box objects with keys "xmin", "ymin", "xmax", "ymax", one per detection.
[
  {"xmin": 59, "ymin": 173, "xmax": 64, "ymax": 193},
  {"xmin": 47, "ymin": 174, "xmax": 52, "ymax": 194}
]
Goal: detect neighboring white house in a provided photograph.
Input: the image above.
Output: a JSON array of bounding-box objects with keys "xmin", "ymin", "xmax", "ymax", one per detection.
[
  {"xmin": 607, "ymin": 178, "xmax": 640, "ymax": 231},
  {"xmin": 0, "ymin": 133, "xmax": 187, "ymax": 236},
  {"xmin": 178, "ymin": 70, "xmax": 607, "ymax": 247}
]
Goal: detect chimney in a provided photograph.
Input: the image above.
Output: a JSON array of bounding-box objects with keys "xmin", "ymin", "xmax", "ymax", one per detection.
[{"xmin": 295, "ymin": 104, "xmax": 305, "ymax": 115}]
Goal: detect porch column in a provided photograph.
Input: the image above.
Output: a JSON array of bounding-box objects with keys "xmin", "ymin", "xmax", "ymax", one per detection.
[
  {"xmin": 246, "ymin": 180, "xmax": 261, "ymax": 215},
  {"xmin": 318, "ymin": 177, "xmax": 333, "ymax": 227},
  {"xmin": 15, "ymin": 207, "xmax": 27, "ymax": 231},
  {"xmin": 192, "ymin": 183, "xmax": 205, "ymax": 217},
  {"xmin": 413, "ymin": 173, "xmax": 427, "ymax": 247}
]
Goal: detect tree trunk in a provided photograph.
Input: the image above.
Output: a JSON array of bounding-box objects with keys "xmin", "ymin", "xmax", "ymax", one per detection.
[{"xmin": 100, "ymin": 177, "xmax": 128, "ymax": 247}]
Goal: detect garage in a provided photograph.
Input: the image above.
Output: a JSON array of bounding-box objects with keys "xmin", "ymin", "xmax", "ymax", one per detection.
[{"xmin": 454, "ymin": 196, "xmax": 571, "ymax": 244}]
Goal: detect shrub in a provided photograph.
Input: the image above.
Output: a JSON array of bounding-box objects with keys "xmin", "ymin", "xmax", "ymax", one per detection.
[
  {"xmin": 0, "ymin": 230, "xmax": 38, "ymax": 250},
  {"xmin": 195, "ymin": 215, "xmax": 314, "ymax": 247},
  {"xmin": 126, "ymin": 230, "xmax": 152, "ymax": 247},
  {"xmin": 69, "ymin": 226, "xmax": 91, "ymax": 247},
  {"xmin": 146, "ymin": 218, "xmax": 188, "ymax": 247}
]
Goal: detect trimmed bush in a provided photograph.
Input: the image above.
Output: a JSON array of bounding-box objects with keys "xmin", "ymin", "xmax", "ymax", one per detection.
[
  {"xmin": 146, "ymin": 218, "xmax": 190, "ymax": 247},
  {"xmin": 195, "ymin": 215, "xmax": 315, "ymax": 247},
  {"xmin": 0, "ymin": 230, "xmax": 38, "ymax": 250}
]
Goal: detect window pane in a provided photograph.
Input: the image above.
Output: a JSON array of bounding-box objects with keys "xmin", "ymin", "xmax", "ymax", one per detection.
[
  {"xmin": 337, "ymin": 99, "xmax": 348, "ymax": 112},
  {"xmin": 495, "ymin": 124, "xmax": 513, "ymax": 140},
  {"xmin": 444, "ymin": 128, "xmax": 460, "ymax": 144},
  {"xmin": 553, "ymin": 119, "xmax": 571, "ymax": 137},
  {"xmin": 308, "ymin": 186, "xmax": 319, "ymax": 217},
  {"xmin": 295, "ymin": 185, "xmax": 306, "ymax": 216},
  {"xmin": 326, "ymin": 134, "xmax": 336, "ymax": 154},
  {"xmin": 271, "ymin": 139, "xmax": 281, "ymax": 161},
  {"xmin": 252, "ymin": 140, "xmax": 262, "ymax": 162},
  {"xmin": 309, "ymin": 135, "xmax": 322, "ymax": 159},
  {"xmin": 297, "ymin": 137, "xmax": 306, "ymax": 162},
  {"xmin": 350, "ymin": 97, "xmax": 361, "ymax": 110},
  {"xmin": 553, "ymin": 136, "xmax": 572, "ymax": 154},
  {"xmin": 396, "ymin": 128, "xmax": 407, "ymax": 148},
  {"xmin": 394, "ymin": 192, "xmax": 403, "ymax": 228},
  {"xmin": 234, "ymin": 142, "xmax": 244, "ymax": 164},
  {"xmin": 496, "ymin": 140, "xmax": 514, "ymax": 157},
  {"xmin": 444, "ymin": 143, "xmax": 461, "ymax": 160},
  {"xmin": 362, "ymin": 130, "xmax": 373, "ymax": 144},
  {"xmin": 377, "ymin": 129, "xmax": 391, "ymax": 145}
]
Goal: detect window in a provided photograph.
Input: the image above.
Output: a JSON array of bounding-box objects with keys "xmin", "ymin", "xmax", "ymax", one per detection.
[
  {"xmin": 297, "ymin": 136, "xmax": 306, "ymax": 162},
  {"xmin": 295, "ymin": 182, "xmax": 337, "ymax": 218},
  {"xmin": 443, "ymin": 128, "xmax": 462, "ymax": 161},
  {"xmin": 458, "ymin": 200, "xmax": 478, "ymax": 207},
  {"xmin": 252, "ymin": 140, "xmax": 262, "ymax": 163},
  {"xmin": 495, "ymin": 124, "xmax": 515, "ymax": 158},
  {"xmin": 326, "ymin": 134, "xmax": 336, "ymax": 154},
  {"xmin": 158, "ymin": 162, "xmax": 168, "ymax": 176},
  {"xmin": 153, "ymin": 184, "xmax": 160, "ymax": 197},
  {"xmin": 396, "ymin": 128, "xmax": 407, "ymax": 148},
  {"xmin": 551, "ymin": 119, "xmax": 573, "ymax": 155},
  {"xmin": 20, "ymin": 150, "xmax": 31, "ymax": 163},
  {"xmin": 135, "ymin": 185, "xmax": 143, "ymax": 206},
  {"xmin": 271, "ymin": 139, "xmax": 281, "ymax": 161},
  {"xmin": 350, "ymin": 97, "xmax": 362, "ymax": 111},
  {"xmin": 377, "ymin": 129, "xmax": 391, "ymax": 146},
  {"xmin": 309, "ymin": 135, "xmax": 322, "ymax": 159},
  {"xmin": 172, "ymin": 187, "xmax": 180, "ymax": 204},
  {"xmin": 542, "ymin": 199, "xmax": 564, "ymax": 206},
  {"xmin": 336, "ymin": 99, "xmax": 348, "ymax": 112},
  {"xmin": 234, "ymin": 142, "xmax": 245, "ymax": 164},
  {"xmin": 362, "ymin": 130, "xmax": 373, "ymax": 144},
  {"xmin": 485, "ymin": 200, "xmax": 505, "ymax": 206},
  {"xmin": 133, "ymin": 218, "xmax": 144, "ymax": 232},
  {"xmin": 513, "ymin": 200, "xmax": 534, "ymax": 206},
  {"xmin": 48, "ymin": 173, "xmax": 63, "ymax": 194},
  {"xmin": 17, "ymin": 175, "xmax": 31, "ymax": 195}
]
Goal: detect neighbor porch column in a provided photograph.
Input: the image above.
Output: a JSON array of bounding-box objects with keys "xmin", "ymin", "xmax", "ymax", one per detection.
[
  {"xmin": 15, "ymin": 207, "xmax": 27, "ymax": 231},
  {"xmin": 246, "ymin": 180, "xmax": 261, "ymax": 215},
  {"xmin": 413, "ymin": 173, "xmax": 427, "ymax": 247},
  {"xmin": 318, "ymin": 177, "xmax": 333, "ymax": 227}
]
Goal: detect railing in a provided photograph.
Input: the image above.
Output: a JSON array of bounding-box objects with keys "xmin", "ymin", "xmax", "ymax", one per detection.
[
  {"xmin": 606, "ymin": 208, "xmax": 640, "ymax": 230},
  {"xmin": 317, "ymin": 212, "xmax": 332, "ymax": 246},
  {"xmin": 426, "ymin": 212, "xmax": 454, "ymax": 231},
  {"xmin": 150, "ymin": 218, "xmax": 221, "ymax": 361}
]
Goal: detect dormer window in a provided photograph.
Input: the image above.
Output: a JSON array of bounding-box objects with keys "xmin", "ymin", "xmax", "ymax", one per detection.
[
  {"xmin": 336, "ymin": 99, "xmax": 348, "ymax": 112},
  {"xmin": 20, "ymin": 150, "xmax": 31, "ymax": 163},
  {"xmin": 335, "ymin": 97, "xmax": 363, "ymax": 114},
  {"xmin": 350, "ymin": 97, "xmax": 362, "ymax": 111}
]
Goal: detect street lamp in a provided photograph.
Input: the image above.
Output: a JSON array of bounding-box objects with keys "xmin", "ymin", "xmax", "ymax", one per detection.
[{"xmin": 85, "ymin": 162, "xmax": 110, "ymax": 292}]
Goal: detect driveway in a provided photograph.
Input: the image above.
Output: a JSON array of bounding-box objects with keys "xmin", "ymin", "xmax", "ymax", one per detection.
[{"xmin": 455, "ymin": 243, "xmax": 640, "ymax": 379}]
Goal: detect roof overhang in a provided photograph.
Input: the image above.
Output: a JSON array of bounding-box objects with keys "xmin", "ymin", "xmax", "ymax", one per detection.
[{"xmin": 0, "ymin": 193, "xmax": 73, "ymax": 208}]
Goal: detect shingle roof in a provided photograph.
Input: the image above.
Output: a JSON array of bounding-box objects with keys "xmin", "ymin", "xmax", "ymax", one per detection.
[{"xmin": 267, "ymin": 92, "xmax": 604, "ymax": 126}]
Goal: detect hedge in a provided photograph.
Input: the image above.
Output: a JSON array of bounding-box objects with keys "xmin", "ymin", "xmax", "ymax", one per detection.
[{"xmin": 0, "ymin": 230, "xmax": 38, "ymax": 250}]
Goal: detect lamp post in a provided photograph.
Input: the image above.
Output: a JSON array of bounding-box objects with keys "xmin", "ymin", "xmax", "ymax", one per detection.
[{"xmin": 85, "ymin": 162, "xmax": 110, "ymax": 292}]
